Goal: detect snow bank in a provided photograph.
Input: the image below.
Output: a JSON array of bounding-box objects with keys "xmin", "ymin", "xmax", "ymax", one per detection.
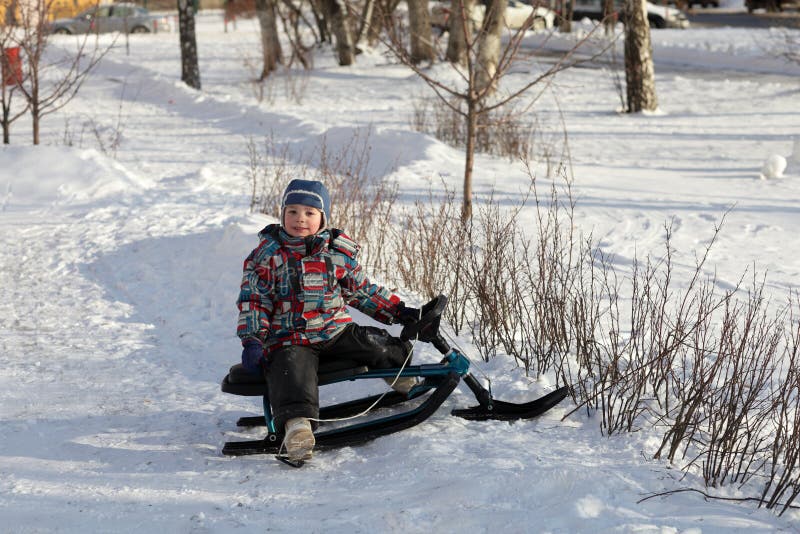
[{"xmin": 0, "ymin": 146, "xmax": 152, "ymax": 210}]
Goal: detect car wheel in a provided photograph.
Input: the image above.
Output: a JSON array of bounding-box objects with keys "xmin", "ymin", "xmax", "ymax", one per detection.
[
  {"xmin": 532, "ymin": 17, "xmax": 547, "ymax": 31},
  {"xmin": 649, "ymin": 16, "xmax": 666, "ymax": 29},
  {"xmin": 53, "ymin": 27, "xmax": 72, "ymax": 35},
  {"xmin": 130, "ymin": 25, "xmax": 150, "ymax": 34}
]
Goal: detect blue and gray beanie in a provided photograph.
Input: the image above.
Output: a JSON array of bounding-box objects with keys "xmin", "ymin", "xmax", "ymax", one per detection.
[{"xmin": 281, "ymin": 179, "xmax": 331, "ymax": 232}]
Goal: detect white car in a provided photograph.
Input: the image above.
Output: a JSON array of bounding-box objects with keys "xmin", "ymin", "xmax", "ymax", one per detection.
[
  {"xmin": 571, "ymin": 0, "xmax": 689, "ymax": 29},
  {"xmin": 431, "ymin": 0, "xmax": 557, "ymax": 32}
]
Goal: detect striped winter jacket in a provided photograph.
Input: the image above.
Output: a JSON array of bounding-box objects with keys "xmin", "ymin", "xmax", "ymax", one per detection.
[{"xmin": 236, "ymin": 224, "xmax": 402, "ymax": 353}]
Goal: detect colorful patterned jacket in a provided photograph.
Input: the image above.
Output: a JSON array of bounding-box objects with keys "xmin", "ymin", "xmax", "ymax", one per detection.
[{"xmin": 236, "ymin": 224, "xmax": 402, "ymax": 353}]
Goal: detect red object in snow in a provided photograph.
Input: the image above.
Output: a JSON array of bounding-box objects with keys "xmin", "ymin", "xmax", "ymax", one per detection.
[{"xmin": 2, "ymin": 47, "xmax": 23, "ymax": 87}]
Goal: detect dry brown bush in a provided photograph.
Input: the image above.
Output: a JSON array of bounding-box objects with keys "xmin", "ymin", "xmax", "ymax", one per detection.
[{"xmin": 411, "ymin": 96, "xmax": 534, "ymax": 161}]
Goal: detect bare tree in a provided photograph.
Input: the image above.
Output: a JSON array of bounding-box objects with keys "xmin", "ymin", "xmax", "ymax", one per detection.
[
  {"xmin": 476, "ymin": 0, "xmax": 507, "ymax": 94},
  {"xmin": 407, "ymin": 0, "xmax": 433, "ymax": 64},
  {"xmin": 177, "ymin": 0, "xmax": 200, "ymax": 89},
  {"xmin": 602, "ymin": 0, "xmax": 615, "ymax": 35},
  {"xmin": 1, "ymin": 18, "xmax": 28, "ymax": 143},
  {"xmin": 557, "ymin": 0, "xmax": 573, "ymax": 32},
  {"xmin": 623, "ymin": 0, "xmax": 657, "ymax": 112},
  {"xmin": 12, "ymin": 0, "xmax": 106, "ymax": 145},
  {"xmin": 445, "ymin": 0, "xmax": 475, "ymax": 64},
  {"xmin": 320, "ymin": 0, "xmax": 354, "ymax": 65},
  {"xmin": 364, "ymin": 0, "xmax": 402, "ymax": 45},
  {"xmin": 275, "ymin": 0, "xmax": 316, "ymax": 69},
  {"xmin": 387, "ymin": 5, "xmax": 600, "ymax": 219},
  {"xmin": 355, "ymin": 0, "xmax": 375, "ymax": 48},
  {"xmin": 2, "ymin": 0, "xmax": 19, "ymax": 26},
  {"xmin": 255, "ymin": 0, "xmax": 283, "ymax": 78}
]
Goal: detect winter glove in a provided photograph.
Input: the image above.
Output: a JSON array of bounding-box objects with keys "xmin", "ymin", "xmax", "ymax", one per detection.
[
  {"xmin": 395, "ymin": 302, "xmax": 421, "ymax": 326},
  {"xmin": 241, "ymin": 339, "xmax": 264, "ymax": 374}
]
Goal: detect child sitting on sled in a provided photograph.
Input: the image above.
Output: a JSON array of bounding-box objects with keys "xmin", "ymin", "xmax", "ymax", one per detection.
[{"xmin": 236, "ymin": 179, "xmax": 420, "ymax": 462}]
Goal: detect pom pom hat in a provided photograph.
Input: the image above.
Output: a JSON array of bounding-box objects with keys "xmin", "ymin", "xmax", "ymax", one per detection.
[{"xmin": 281, "ymin": 179, "xmax": 331, "ymax": 232}]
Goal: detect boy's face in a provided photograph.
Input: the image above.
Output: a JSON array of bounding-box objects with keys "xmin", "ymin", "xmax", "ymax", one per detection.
[{"xmin": 283, "ymin": 204, "xmax": 323, "ymax": 237}]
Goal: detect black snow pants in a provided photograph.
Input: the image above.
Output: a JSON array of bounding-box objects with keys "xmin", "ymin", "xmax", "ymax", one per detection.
[{"xmin": 263, "ymin": 324, "xmax": 413, "ymax": 431}]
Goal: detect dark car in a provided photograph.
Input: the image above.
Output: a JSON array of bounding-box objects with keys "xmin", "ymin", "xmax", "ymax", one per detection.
[
  {"xmin": 571, "ymin": 0, "xmax": 690, "ymax": 28},
  {"xmin": 686, "ymin": 0, "xmax": 720, "ymax": 7},
  {"xmin": 744, "ymin": 0, "xmax": 784, "ymax": 12},
  {"xmin": 49, "ymin": 3, "xmax": 171, "ymax": 34}
]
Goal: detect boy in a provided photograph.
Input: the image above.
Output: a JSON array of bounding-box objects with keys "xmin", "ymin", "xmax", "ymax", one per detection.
[{"xmin": 236, "ymin": 179, "xmax": 419, "ymax": 462}]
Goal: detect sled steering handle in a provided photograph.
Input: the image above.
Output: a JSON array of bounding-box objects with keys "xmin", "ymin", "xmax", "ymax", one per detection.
[{"xmin": 432, "ymin": 333, "xmax": 451, "ymax": 355}]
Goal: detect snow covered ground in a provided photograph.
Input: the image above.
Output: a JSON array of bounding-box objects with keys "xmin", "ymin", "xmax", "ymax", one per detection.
[{"xmin": 1, "ymin": 8, "xmax": 799, "ymax": 532}]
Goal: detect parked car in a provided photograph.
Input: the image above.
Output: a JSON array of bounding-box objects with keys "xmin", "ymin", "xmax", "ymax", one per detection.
[
  {"xmin": 431, "ymin": 0, "xmax": 557, "ymax": 32},
  {"xmin": 686, "ymin": 0, "xmax": 720, "ymax": 7},
  {"xmin": 571, "ymin": 0, "xmax": 689, "ymax": 29},
  {"xmin": 48, "ymin": 3, "xmax": 171, "ymax": 34},
  {"xmin": 744, "ymin": 0, "xmax": 784, "ymax": 12}
]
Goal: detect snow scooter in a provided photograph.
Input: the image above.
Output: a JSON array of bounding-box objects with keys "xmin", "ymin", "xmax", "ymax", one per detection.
[{"xmin": 220, "ymin": 295, "xmax": 569, "ymax": 466}]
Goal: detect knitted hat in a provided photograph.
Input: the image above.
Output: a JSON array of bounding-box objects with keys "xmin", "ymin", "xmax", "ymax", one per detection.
[{"xmin": 281, "ymin": 179, "xmax": 331, "ymax": 231}]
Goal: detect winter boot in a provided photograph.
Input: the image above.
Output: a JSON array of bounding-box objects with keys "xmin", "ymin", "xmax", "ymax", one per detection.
[
  {"xmin": 384, "ymin": 376, "xmax": 419, "ymax": 395},
  {"xmin": 284, "ymin": 417, "xmax": 315, "ymax": 461}
]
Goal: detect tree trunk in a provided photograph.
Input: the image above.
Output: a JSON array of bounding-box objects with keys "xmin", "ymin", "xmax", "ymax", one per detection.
[
  {"xmin": 178, "ymin": 0, "xmax": 201, "ymax": 89},
  {"xmin": 476, "ymin": 0, "xmax": 506, "ymax": 94},
  {"xmin": 310, "ymin": 0, "xmax": 331, "ymax": 43},
  {"xmin": 255, "ymin": 0, "xmax": 283, "ymax": 78},
  {"xmin": 602, "ymin": 0, "xmax": 615, "ymax": 36},
  {"xmin": 2, "ymin": 103, "xmax": 10, "ymax": 143},
  {"xmin": 356, "ymin": 0, "xmax": 375, "ymax": 48},
  {"xmin": 623, "ymin": 0, "xmax": 657, "ymax": 112},
  {"xmin": 558, "ymin": 0, "xmax": 572, "ymax": 32},
  {"xmin": 31, "ymin": 99, "xmax": 39, "ymax": 146},
  {"xmin": 322, "ymin": 0, "xmax": 355, "ymax": 65},
  {"xmin": 367, "ymin": 0, "xmax": 386, "ymax": 44},
  {"xmin": 1, "ymin": 67, "xmax": 10, "ymax": 144},
  {"xmin": 446, "ymin": 0, "xmax": 474, "ymax": 65},
  {"xmin": 407, "ymin": 0, "xmax": 434, "ymax": 64},
  {"xmin": 463, "ymin": 96, "xmax": 476, "ymax": 221}
]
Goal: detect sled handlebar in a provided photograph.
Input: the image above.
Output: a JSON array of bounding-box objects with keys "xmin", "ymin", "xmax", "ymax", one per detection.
[{"xmin": 400, "ymin": 294, "xmax": 451, "ymax": 354}]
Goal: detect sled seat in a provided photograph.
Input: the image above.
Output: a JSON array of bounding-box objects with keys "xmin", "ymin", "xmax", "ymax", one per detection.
[{"xmin": 221, "ymin": 360, "xmax": 370, "ymax": 397}]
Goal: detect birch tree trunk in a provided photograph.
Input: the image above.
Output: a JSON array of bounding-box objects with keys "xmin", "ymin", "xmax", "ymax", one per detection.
[
  {"xmin": 623, "ymin": 0, "xmax": 657, "ymax": 112},
  {"xmin": 476, "ymin": 0, "xmax": 506, "ymax": 94},
  {"xmin": 602, "ymin": 0, "xmax": 615, "ymax": 36},
  {"xmin": 356, "ymin": 0, "xmax": 376, "ymax": 48},
  {"xmin": 446, "ymin": 0, "xmax": 474, "ymax": 65},
  {"xmin": 322, "ymin": 0, "xmax": 355, "ymax": 65},
  {"xmin": 255, "ymin": 0, "xmax": 283, "ymax": 79},
  {"xmin": 463, "ymin": 96, "xmax": 476, "ymax": 221},
  {"xmin": 408, "ymin": 0, "xmax": 434, "ymax": 64},
  {"xmin": 178, "ymin": 0, "xmax": 201, "ymax": 89}
]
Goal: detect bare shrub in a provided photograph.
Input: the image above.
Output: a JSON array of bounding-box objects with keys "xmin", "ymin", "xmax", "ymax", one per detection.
[
  {"xmin": 390, "ymin": 182, "xmax": 473, "ymax": 334},
  {"xmin": 461, "ymin": 189, "xmax": 533, "ymax": 364},
  {"xmin": 410, "ymin": 95, "xmax": 534, "ymax": 161},
  {"xmin": 241, "ymin": 46, "xmax": 311, "ymax": 105},
  {"xmin": 389, "ymin": 166, "xmax": 607, "ymax": 379},
  {"xmin": 761, "ymin": 301, "xmax": 800, "ymax": 515},
  {"xmin": 247, "ymin": 134, "xmax": 292, "ymax": 215},
  {"xmin": 59, "ymin": 82, "xmax": 133, "ymax": 157},
  {"xmin": 692, "ymin": 281, "xmax": 779, "ymax": 488}
]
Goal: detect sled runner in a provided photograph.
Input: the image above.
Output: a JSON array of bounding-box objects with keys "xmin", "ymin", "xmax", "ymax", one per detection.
[{"xmin": 220, "ymin": 295, "xmax": 569, "ymax": 462}]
